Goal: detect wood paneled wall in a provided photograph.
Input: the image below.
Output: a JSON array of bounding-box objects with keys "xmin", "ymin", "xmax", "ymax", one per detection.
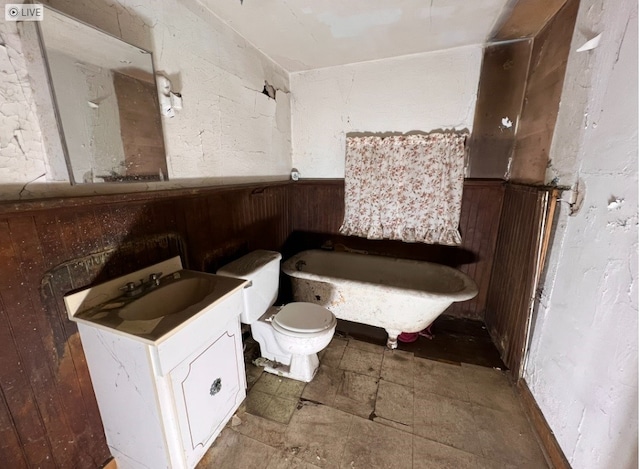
[
  {"xmin": 485, "ymin": 183, "xmax": 555, "ymax": 378},
  {"xmin": 509, "ymin": 0, "xmax": 579, "ymax": 183},
  {"xmin": 113, "ymin": 72, "xmax": 168, "ymax": 179},
  {"xmin": 468, "ymin": 40, "xmax": 532, "ymax": 178},
  {"xmin": 468, "ymin": 0, "xmax": 579, "ymax": 182},
  {"xmin": 286, "ymin": 179, "xmax": 505, "ymax": 320},
  {"xmin": 0, "ymin": 182, "xmax": 289, "ymax": 468},
  {"xmin": 0, "ymin": 179, "xmax": 504, "ymax": 466}
]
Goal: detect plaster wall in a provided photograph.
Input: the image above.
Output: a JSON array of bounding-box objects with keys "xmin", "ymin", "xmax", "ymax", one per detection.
[
  {"xmin": 0, "ymin": 0, "xmax": 291, "ymax": 200},
  {"xmin": 289, "ymin": 46, "xmax": 482, "ymax": 178},
  {"xmin": 47, "ymin": 50, "xmax": 127, "ymax": 182},
  {"xmin": 525, "ymin": 1, "xmax": 638, "ymax": 467}
]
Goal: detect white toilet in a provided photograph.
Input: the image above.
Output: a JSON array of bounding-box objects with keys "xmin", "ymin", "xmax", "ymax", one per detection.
[{"xmin": 217, "ymin": 250, "xmax": 336, "ymax": 382}]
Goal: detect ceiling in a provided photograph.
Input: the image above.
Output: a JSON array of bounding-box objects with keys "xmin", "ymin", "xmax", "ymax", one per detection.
[{"xmin": 198, "ymin": 0, "xmax": 513, "ymax": 72}]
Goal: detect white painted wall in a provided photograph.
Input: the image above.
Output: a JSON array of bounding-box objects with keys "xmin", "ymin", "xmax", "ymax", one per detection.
[
  {"xmin": 0, "ymin": 0, "xmax": 291, "ymax": 200},
  {"xmin": 289, "ymin": 46, "xmax": 482, "ymax": 178},
  {"xmin": 47, "ymin": 50, "xmax": 127, "ymax": 182},
  {"xmin": 0, "ymin": 9, "xmax": 49, "ymax": 191},
  {"xmin": 526, "ymin": 1, "xmax": 638, "ymax": 467}
]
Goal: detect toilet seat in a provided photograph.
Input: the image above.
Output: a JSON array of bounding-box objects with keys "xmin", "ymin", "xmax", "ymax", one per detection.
[{"xmin": 271, "ymin": 302, "xmax": 336, "ymax": 338}]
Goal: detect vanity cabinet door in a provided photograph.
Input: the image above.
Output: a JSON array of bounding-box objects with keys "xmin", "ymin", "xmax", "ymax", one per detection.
[{"xmin": 170, "ymin": 317, "xmax": 245, "ymax": 467}]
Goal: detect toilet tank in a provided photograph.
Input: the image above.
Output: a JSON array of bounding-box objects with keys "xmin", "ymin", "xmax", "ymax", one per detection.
[{"xmin": 216, "ymin": 250, "xmax": 282, "ymax": 324}]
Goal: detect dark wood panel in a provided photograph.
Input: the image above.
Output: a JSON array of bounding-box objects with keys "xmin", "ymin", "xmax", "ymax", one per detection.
[
  {"xmin": 286, "ymin": 179, "xmax": 505, "ymax": 321},
  {"xmin": 0, "ymin": 182, "xmax": 290, "ymax": 467},
  {"xmin": 114, "ymin": 72, "xmax": 168, "ymax": 179},
  {"xmin": 0, "ymin": 293, "xmax": 41, "ymax": 469},
  {"xmin": 0, "ymin": 221, "xmax": 56, "ymax": 468},
  {"xmin": 289, "ymin": 179, "xmax": 345, "ymax": 234},
  {"xmin": 509, "ymin": 0, "xmax": 579, "ymax": 183},
  {"xmin": 7, "ymin": 216, "xmax": 83, "ymax": 468},
  {"xmin": 468, "ymin": 40, "xmax": 532, "ymax": 178},
  {"xmin": 485, "ymin": 184, "xmax": 554, "ymax": 377},
  {"xmin": 0, "ymin": 178, "xmax": 504, "ymax": 465},
  {"xmin": 449, "ymin": 181, "xmax": 505, "ymax": 319},
  {"xmin": 491, "ymin": 0, "xmax": 568, "ymax": 40}
]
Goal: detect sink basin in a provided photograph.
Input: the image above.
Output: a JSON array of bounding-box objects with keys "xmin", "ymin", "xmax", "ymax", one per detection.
[
  {"xmin": 118, "ymin": 275, "xmax": 216, "ymax": 321},
  {"xmin": 66, "ymin": 257, "xmax": 248, "ymax": 343}
]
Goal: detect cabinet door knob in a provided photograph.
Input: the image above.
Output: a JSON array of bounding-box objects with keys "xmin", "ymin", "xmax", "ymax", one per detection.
[{"xmin": 210, "ymin": 378, "xmax": 222, "ymax": 396}]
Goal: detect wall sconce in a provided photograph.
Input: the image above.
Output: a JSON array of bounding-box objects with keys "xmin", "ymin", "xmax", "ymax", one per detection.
[{"xmin": 157, "ymin": 74, "xmax": 182, "ymax": 118}]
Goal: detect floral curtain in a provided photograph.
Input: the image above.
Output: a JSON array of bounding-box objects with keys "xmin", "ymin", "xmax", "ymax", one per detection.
[{"xmin": 339, "ymin": 132, "xmax": 467, "ymax": 245}]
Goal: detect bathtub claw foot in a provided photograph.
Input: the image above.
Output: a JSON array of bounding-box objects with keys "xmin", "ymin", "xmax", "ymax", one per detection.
[{"xmin": 386, "ymin": 331, "xmax": 400, "ymax": 349}]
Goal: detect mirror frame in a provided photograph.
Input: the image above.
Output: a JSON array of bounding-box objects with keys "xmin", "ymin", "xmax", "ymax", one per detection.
[{"xmin": 35, "ymin": 4, "xmax": 168, "ymax": 185}]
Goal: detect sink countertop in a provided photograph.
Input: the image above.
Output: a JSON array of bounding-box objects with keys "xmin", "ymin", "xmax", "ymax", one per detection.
[{"xmin": 73, "ymin": 270, "xmax": 247, "ymax": 344}]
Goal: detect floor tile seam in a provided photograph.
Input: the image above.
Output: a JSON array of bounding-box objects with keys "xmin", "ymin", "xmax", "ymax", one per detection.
[
  {"xmin": 379, "ymin": 361, "xmax": 415, "ymax": 388},
  {"xmin": 380, "ymin": 378, "xmax": 415, "ymax": 389},
  {"xmin": 369, "ymin": 379, "xmax": 415, "ymax": 434},
  {"xmin": 466, "ymin": 402, "xmax": 542, "ymax": 465},
  {"xmin": 412, "ymin": 388, "xmax": 473, "ymax": 407},
  {"xmin": 468, "ymin": 400, "xmax": 531, "ymax": 425},
  {"xmin": 412, "ymin": 433, "xmax": 491, "ymax": 462},
  {"xmin": 411, "ymin": 426, "xmax": 488, "ymax": 463},
  {"xmin": 340, "ymin": 366, "xmax": 381, "ymax": 380},
  {"xmin": 228, "ymin": 424, "xmax": 285, "ymax": 454},
  {"xmin": 336, "ymin": 411, "xmax": 357, "ymax": 467},
  {"xmin": 326, "ymin": 344, "xmax": 348, "ymax": 366},
  {"xmin": 372, "ymin": 416, "xmax": 414, "ymax": 436},
  {"xmin": 377, "ymin": 377, "xmax": 416, "ymax": 406},
  {"xmin": 411, "ymin": 391, "xmax": 486, "ymax": 458},
  {"xmin": 337, "ymin": 356, "xmax": 385, "ymax": 376}
]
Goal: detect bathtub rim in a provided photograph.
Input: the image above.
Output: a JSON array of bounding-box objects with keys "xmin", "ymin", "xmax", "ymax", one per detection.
[{"xmin": 281, "ymin": 249, "xmax": 478, "ymax": 303}]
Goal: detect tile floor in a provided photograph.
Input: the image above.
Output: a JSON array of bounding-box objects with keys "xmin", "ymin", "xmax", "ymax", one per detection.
[{"xmin": 198, "ymin": 336, "xmax": 548, "ymax": 469}]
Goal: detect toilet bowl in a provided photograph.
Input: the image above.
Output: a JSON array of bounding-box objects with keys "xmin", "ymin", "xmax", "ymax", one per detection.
[
  {"xmin": 251, "ymin": 303, "xmax": 336, "ymax": 382},
  {"xmin": 217, "ymin": 250, "xmax": 336, "ymax": 383}
]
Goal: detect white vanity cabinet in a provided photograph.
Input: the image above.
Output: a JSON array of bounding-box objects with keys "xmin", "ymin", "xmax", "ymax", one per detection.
[
  {"xmin": 66, "ymin": 258, "xmax": 248, "ymax": 469},
  {"xmin": 169, "ymin": 325, "xmax": 244, "ymax": 468}
]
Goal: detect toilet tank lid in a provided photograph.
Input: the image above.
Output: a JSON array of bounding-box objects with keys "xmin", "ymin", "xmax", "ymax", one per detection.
[
  {"xmin": 217, "ymin": 250, "xmax": 282, "ymax": 278},
  {"xmin": 273, "ymin": 302, "xmax": 336, "ymax": 333}
]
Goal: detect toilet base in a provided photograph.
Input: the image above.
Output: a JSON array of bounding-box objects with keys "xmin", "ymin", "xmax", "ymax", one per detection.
[
  {"xmin": 262, "ymin": 353, "xmax": 320, "ymax": 383},
  {"xmin": 249, "ymin": 306, "xmax": 333, "ymax": 383}
]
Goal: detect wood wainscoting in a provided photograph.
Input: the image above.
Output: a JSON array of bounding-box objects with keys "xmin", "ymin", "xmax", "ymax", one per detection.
[
  {"xmin": 485, "ymin": 183, "xmax": 558, "ymax": 378},
  {"xmin": 0, "ymin": 182, "xmax": 289, "ymax": 468},
  {"xmin": 0, "ymin": 178, "xmax": 505, "ymax": 466},
  {"xmin": 287, "ymin": 179, "xmax": 505, "ymax": 320}
]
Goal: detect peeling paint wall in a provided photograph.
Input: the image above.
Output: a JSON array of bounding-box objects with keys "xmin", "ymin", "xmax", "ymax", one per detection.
[
  {"xmin": 525, "ymin": 0, "xmax": 638, "ymax": 467},
  {"xmin": 0, "ymin": 12, "xmax": 49, "ymax": 190},
  {"xmin": 289, "ymin": 46, "xmax": 482, "ymax": 178},
  {"xmin": 0, "ymin": 0, "xmax": 291, "ymax": 200}
]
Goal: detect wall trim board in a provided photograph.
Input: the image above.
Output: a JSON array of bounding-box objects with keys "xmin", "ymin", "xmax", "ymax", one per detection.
[
  {"xmin": 0, "ymin": 180, "xmax": 291, "ymax": 217},
  {"xmin": 485, "ymin": 183, "xmax": 556, "ymax": 377},
  {"xmin": 516, "ymin": 379, "xmax": 572, "ymax": 469},
  {"xmin": 101, "ymin": 457, "xmax": 117, "ymax": 469},
  {"xmin": 0, "ymin": 178, "xmax": 503, "ymax": 217}
]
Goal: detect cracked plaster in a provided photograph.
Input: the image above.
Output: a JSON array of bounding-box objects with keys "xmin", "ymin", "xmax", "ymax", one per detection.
[
  {"xmin": 525, "ymin": 1, "xmax": 638, "ymax": 467},
  {"xmin": 0, "ymin": 0, "xmax": 291, "ymax": 200},
  {"xmin": 289, "ymin": 45, "xmax": 482, "ymax": 178}
]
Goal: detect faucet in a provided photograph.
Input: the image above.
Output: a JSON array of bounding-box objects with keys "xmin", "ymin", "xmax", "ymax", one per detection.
[
  {"xmin": 147, "ymin": 272, "xmax": 162, "ymax": 288},
  {"xmin": 119, "ymin": 272, "xmax": 163, "ymax": 297}
]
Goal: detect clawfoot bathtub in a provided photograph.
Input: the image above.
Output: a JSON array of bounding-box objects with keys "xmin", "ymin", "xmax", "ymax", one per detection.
[{"xmin": 282, "ymin": 250, "xmax": 478, "ymax": 349}]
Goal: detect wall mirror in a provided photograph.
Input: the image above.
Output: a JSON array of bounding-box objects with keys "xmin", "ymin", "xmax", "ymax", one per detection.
[{"xmin": 37, "ymin": 6, "xmax": 168, "ymax": 184}]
